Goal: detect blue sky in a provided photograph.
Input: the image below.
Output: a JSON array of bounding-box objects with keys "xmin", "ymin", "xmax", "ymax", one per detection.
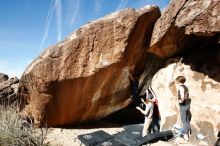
[{"xmin": 0, "ymin": 0, "xmax": 169, "ymax": 78}]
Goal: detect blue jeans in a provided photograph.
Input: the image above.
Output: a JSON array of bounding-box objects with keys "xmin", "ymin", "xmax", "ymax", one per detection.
[{"xmin": 180, "ymin": 104, "xmax": 191, "ymax": 135}]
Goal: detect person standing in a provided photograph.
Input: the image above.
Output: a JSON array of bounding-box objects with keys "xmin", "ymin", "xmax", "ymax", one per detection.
[
  {"xmin": 136, "ymin": 88, "xmax": 154, "ymax": 137},
  {"xmin": 150, "ymin": 98, "xmax": 161, "ymax": 133},
  {"xmin": 148, "ymin": 85, "xmax": 161, "ymax": 133},
  {"xmin": 175, "ymin": 76, "xmax": 191, "ymax": 141}
]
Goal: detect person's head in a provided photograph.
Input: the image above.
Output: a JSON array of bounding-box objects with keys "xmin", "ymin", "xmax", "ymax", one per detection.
[{"xmin": 176, "ymin": 76, "xmax": 186, "ymax": 84}]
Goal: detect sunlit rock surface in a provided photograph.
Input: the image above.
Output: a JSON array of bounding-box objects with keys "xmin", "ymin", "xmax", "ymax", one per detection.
[
  {"xmin": 152, "ymin": 60, "xmax": 220, "ymax": 145},
  {"xmin": 149, "ymin": 0, "xmax": 220, "ymax": 58},
  {"xmin": 138, "ymin": 1, "xmax": 220, "ymax": 145},
  {"xmin": 19, "ymin": 6, "xmax": 160, "ymax": 126}
]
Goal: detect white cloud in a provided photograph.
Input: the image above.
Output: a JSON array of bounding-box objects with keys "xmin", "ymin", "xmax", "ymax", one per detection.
[
  {"xmin": 40, "ymin": 0, "xmax": 63, "ymax": 50},
  {"xmin": 95, "ymin": 0, "xmax": 102, "ymax": 13},
  {"xmin": 54, "ymin": 0, "xmax": 62, "ymax": 42},
  {"xmin": 40, "ymin": 0, "xmax": 55, "ymax": 50},
  {"xmin": 67, "ymin": 0, "xmax": 80, "ymax": 27},
  {"xmin": 116, "ymin": 0, "xmax": 128, "ymax": 10}
]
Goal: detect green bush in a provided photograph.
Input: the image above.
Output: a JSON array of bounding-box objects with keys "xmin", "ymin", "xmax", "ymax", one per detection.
[{"xmin": 0, "ymin": 105, "xmax": 48, "ymax": 146}]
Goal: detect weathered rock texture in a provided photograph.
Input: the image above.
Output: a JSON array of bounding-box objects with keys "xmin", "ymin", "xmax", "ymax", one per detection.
[
  {"xmin": 0, "ymin": 73, "xmax": 9, "ymax": 82},
  {"xmin": 0, "ymin": 73, "xmax": 19, "ymax": 105},
  {"xmin": 138, "ymin": 0, "xmax": 220, "ymax": 144},
  {"xmin": 152, "ymin": 60, "xmax": 220, "ymax": 145},
  {"xmin": 140, "ymin": 0, "xmax": 220, "ymax": 94},
  {"xmin": 149, "ymin": 0, "xmax": 220, "ymax": 58},
  {"xmin": 19, "ymin": 6, "xmax": 160, "ymax": 126}
]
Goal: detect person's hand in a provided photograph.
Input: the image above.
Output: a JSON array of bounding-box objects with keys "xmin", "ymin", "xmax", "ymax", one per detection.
[
  {"xmin": 178, "ymin": 99, "xmax": 183, "ymax": 103},
  {"xmin": 152, "ymin": 97, "xmax": 156, "ymax": 102},
  {"xmin": 136, "ymin": 106, "xmax": 141, "ymax": 111}
]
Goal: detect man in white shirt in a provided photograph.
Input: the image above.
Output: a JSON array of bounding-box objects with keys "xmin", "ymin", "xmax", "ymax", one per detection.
[{"xmin": 175, "ymin": 76, "xmax": 191, "ymax": 141}]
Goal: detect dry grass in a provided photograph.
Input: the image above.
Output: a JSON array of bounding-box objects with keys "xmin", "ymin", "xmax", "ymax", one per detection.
[{"xmin": 0, "ymin": 105, "xmax": 48, "ymax": 146}]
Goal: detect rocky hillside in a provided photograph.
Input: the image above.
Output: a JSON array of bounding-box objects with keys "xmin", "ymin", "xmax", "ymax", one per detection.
[{"xmin": 0, "ymin": 73, "xmax": 19, "ymax": 106}]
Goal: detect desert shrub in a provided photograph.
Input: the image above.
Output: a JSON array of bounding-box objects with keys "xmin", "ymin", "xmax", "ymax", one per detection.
[{"xmin": 0, "ymin": 105, "xmax": 48, "ymax": 146}]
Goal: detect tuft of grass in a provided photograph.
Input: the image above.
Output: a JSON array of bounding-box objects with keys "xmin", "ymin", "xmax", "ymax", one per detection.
[{"xmin": 0, "ymin": 105, "xmax": 48, "ymax": 146}]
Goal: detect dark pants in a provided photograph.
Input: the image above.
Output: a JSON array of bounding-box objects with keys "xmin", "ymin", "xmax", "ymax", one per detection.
[
  {"xmin": 150, "ymin": 118, "xmax": 160, "ymax": 133},
  {"xmin": 180, "ymin": 104, "xmax": 191, "ymax": 135}
]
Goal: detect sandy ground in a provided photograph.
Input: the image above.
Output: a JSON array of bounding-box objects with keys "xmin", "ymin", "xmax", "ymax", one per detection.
[
  {"xmin": 44, "ymin": 121, "xmax": 124, "ymax": 146},
  {"xmin": 42, "ymin": 120, "xmax": 211, "ymax": 146}
]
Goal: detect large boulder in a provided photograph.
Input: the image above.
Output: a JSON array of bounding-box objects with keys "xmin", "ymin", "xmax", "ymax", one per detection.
[
  {"xmin": 138, "ymin": 0, "xmax": 220, "ymax": 144},
  {"xmin": 149, "ymin": 0, "xmax": 220, "ymax": 58},
  {"xmin": 0, "ymin": 73, "xmax": 9, "ymax": 82},
  {"xmin": 139, "ymin": 0, "xmax": 220, "ymax": 93},
  {"xmin": 19, "ymin": 6, "xmax": 160, "ymax": 126},
  {"xmin": 0, "ymin": 73, "xmax": 19, "ymax": 105}
]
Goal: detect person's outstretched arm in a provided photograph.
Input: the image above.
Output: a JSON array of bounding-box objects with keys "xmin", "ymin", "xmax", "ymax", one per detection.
[
  {"xmin": 136, "ymin": 106, "xmax": 147, "ymax": 115},
  {"xmin": 136, "ymin": 104, "xmax": 151, "ymax": 116},
  {"xmin": 149, "ymin": 85, "xmax": 157, "ymax": 99},
  {"xmin": 141, "ymin": 98, "xmax": 147, "ymax": 106}
]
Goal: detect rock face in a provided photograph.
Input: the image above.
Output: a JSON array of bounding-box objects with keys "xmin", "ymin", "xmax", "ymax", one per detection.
[
  {"xmin": 138, "ymin": 0, "xmax": 220, "ymax": 144},
  {"xmin": 0, "ymin": 73, "xmax": 9, "ymax": 82},
  {"xmin": 152, "ymin": 60, "xmax": 220, "ymax": 145},
  {"xmin": 19, "ymin": 6, "xmax": 160, "ymax": 126},
  {"xmin": 149, "ymin": 0, "xmax": 220, "ymax": 58},
  {"xmin": 0, "ymin": 73, "xmax": 19, "ymax": 105}
]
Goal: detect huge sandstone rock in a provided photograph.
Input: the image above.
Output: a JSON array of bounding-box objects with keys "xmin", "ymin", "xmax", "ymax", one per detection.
[
  {"xmin": 19, "ymin": 6, "xmax": 160, "ymax": 126},
  {"xmin": 138, "ymin": 0, "xmax": 220, "ymax": 145},
  {"xmin": 149, "ymin": 0, "xmax": 220, "ymax": 58}
]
